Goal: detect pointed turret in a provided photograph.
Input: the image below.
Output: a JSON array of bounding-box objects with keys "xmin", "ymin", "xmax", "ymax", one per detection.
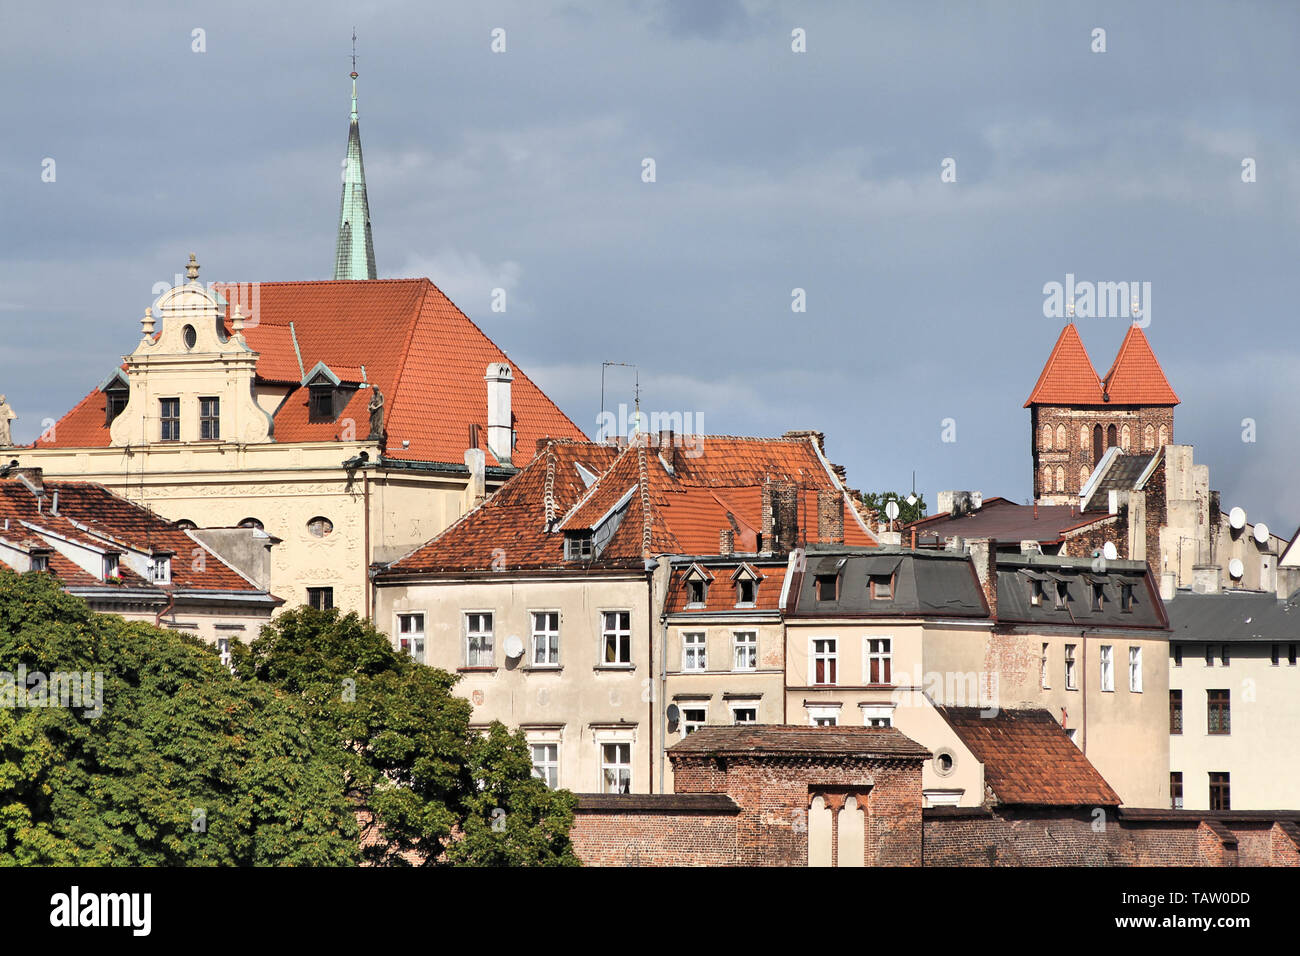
[
  {"xmin": 1023, "ymin": 323, "xmax": 1104, "ymax": 407},
  {"xmin": 334, "ymin": 70, "xmax": 377, "ymax": 280},
  {"xmin": 1100, "ymin": 325, "xmax": 1180, "ymax": 406}
]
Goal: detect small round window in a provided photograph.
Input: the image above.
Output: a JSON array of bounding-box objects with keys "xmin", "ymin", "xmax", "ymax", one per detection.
[
  {"xmin": 934, "ymin": 749, "xmax": 956, "ymax": 777},
  {"xmin": 183, "ymin": 325, "xmax": 197, "ymax": 349},
  {"xmin": 307, "ymin": 516, "xmax": 333, "ymax": 537},
  {"xmin": 174, "ymin": 519, "xmax": 197, "ymax": 530},
  {"xmin": 238, "ymin": 517, "xmax": 264, "ymax": 530}
]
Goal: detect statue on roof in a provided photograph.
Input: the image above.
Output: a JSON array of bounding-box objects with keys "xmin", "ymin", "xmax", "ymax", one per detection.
[
  {"xmin": 0, "ymin": 395, "xmax": 15, "ymax": 447},
  {"xmin": 367, "ymin": 387, "xmax": 385, "ymax": 442}
]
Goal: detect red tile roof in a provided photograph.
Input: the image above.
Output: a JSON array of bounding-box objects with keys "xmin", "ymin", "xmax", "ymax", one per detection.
[
  {"xmin": 903, "ymin": 496, "xmax": 1109, "ymax": 545},
  {"xmin": 668, "ymin": 724, "xmax": 932, "ymax": 760},
  {"xmin": 38, "ymin": 279, "xmax": 588, "ymax": 467},
  {"xmin": 938, "ymin": 707, "xmax": 1121, "ymax": 806},
  {"xmin": 1100, "ymin": 325, "xmax": 1180, "ymax": 406},
  {"xmin": 0, "ymin": 478, "xmax": 269, "ymax": 595},
  {"xmin": 663, "ymin": 564, "xmax": 788, "ymax": 613},
  {"xmin": 1023, "ymin": 324, "xmax": 1104, "ymax": 407},
  {"xmin": 382, "ymin": 435, "xmax": 875, "ymax": 575}
]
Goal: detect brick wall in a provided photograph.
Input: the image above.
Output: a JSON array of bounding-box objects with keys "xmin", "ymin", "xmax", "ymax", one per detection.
[
  {"xmin": 570, "ymin": 803, "xmax": 738, "ymax": 866},
  {"xmin": 1032, "ymin": 404, "xmax": 1174, "ymax": 504}
]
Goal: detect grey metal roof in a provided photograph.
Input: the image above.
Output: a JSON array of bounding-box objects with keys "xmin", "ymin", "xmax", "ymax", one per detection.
[
  {"xmin": 994, "ymin": 553, "xmax": 1167, "ymax": 630},
  {"xmin": 1165, "ymin": 588, "xmax": 1300, "ymax": 643},
  {"xmin": 1084, "ymin": 452, "xmax": 1156, "ymax": 512},
  {"xmin": 790, "ymin": 546, "xmax": 987, "ymax": 617}
]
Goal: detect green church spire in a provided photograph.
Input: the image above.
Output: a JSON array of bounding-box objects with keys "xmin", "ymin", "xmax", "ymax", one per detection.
[{"xmin": 334, "ymin": 59, "xmax": 377, "ymax": 280}]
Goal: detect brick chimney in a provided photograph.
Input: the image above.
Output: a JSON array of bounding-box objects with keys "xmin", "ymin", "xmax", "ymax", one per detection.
[
  {"xmin": 761, "ymin": 479, "xmax": 800, "ymax": 554},
  {"xmin": 484, "ymin": 362, "xmax": 514, "ymax": 466},
  {"xmin": 719, "ymin": 529, "xmax": 734, "ymax": 556},
  {"xmin": 658, "ymin": 428, "xmax": 677, "ymax": 471},
  {"xmin": 15, "ymin": 467, "xmax": 44, "ymax": 496},
  {"xmin": 816, "ymin": 489, "xmax": 844, "ymax": 544},
  {"xmin": 967, "ymin": 538, "xmax": 998, "ymax": 619}
]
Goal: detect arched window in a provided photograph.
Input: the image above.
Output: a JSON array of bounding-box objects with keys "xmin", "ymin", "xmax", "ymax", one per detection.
[
  {"xmin": 1092, "ymin": 424, "xmax": 1104, "ymax": 463},
  {"xmin": 1042, "ymin": 424, "xmax": 1053, "ymax": 450},
  {"xmin": 1143, "ymin": 425, "xmax": 1155, "ymax": 450},
  {"xmin": 1121, "ymin": 424, "xmax": 1131, "ymax": 450},
  {"xmin": 1056, "ymin": 424, "xmax": 1067, "ymax": 449},
  {"xmin": 1080, "ymin": 465, "xmax": 1091, "ymax": 488},
  {"xmin": 1158, "ymin": 424, "xmax": 1169, "ymax": 446},
  {"xmin": 1055, "ymin": 466, "xmax": 1065, "ymax": 492},
  {"xmin": 1042, "ymin": 469, "xmax": 1053, "ymax": 496},
  {"xmin": 307, "ymin": 516, "xmax": 334, "ymax": 538},
  {"xmin": 238, "ymin": 517, "xmax": 264, "ymax": 531},
  {"xmin": 174, "ymin": 519, "xmax": 197, "ymax": 531},
  {"xmin": 1080, "ymin": 425, "xmax": 1089, "ymax": 450},
  {"xmin": 1107, "ymin": 424, "xmax": 1117, "ymax": 448}
]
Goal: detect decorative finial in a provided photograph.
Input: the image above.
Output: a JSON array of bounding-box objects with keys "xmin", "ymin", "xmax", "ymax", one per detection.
[
  {"xmin": 141, "ymin": 307, "xmax": 155, "ymax": 336},
  {"xmin": 1066, "ymin": 299, "xmax": 1075, "ymax": 322},
  {"xmin": 1131, "ymin": 297, "xmax": 1142, "ymax": 323},
  {"xmin": 185, "ymin": 253, "xmax": 200, "ymax": 282},
  {"xmin": 231, "ymin": 304, "xmax": 246, "ymax": 338}
]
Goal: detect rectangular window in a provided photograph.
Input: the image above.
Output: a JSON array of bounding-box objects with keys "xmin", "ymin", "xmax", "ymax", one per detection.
[
  {"xmin": 600, "ymin": 742, "xmax": 631, "ymax": 793},
  {"xmin": 1099, "ymin": 644, "xmax": 1114, "ymax": 692},
  {"xmin": 865, "ymin": 637, "xmax": 892, "ymax": 685},
  {"xmin": 159, "ymin": 397, "xmax": 180, "ymax": 441},
  {"xmin": 602, "ymin": 610, "xmax": 631, "ymax": 665},
  {"xmin": 681, "ymin": 632, "xmax": 707, "ymax": 672},
  {"xmin": 308, "ymin": 385, "xmax": 334, "ymax": 422},
  {"xmin": 1170, "ymin": 772, "xmax": 1183, "ymax": 810},
  {"xmin": 397, "ymin": 613, "xmax": 425, "ymax": 661},
  {"xmin": 869, "ymin": 574, "xmax": 893, "ymax": 600},
  {"xmin": 1291, "ymin": 644, "xmax": 1298, "ymax": 666},
  {"xmin": 1209, "ymin": 772, "xmax": 1230, "ymax": 811},
  {"xmin": 199, "ymin": 396, "xmax": 220, "ymax": 440},
  {"xmin": 1040, "ymin": 642, "xmax": 1050, "ymax": 689},
  {"xmin": 217, "ymin": 637, "xmax": 232, "ymax": 669},
  {"xmin": 1169, "ymin": 690, "xmax": 1182, "ymax": 735},
  {"xmin": 1120, "ymin": 582, "xmax": 1135, "ymax": 612},
  {"xmin": 862, "ymin": 705, "xmax": 893, "ymax": 728},
  {"xmin": 731, "ymin": 706, "xmax": 757, "ymax": 725},
  {"xmin": 531, "ymin": 611, "xmax": 559, "ymax": 666},
  {"xmin": 1064, "ymin": 644, "xmax": 1077, "ymax": 690},
  {"xmin": 1128, "ymin": 646, "xmax": 1143, "ymax": 693},
  {"xmin": 1029, "ymin": 579, "xmax": 1045, "ymax": 607},
  {"xmin": 736, "ymin": 578, "xmax": 756, "ymax": 606},
  {"xmin": 1054, "ymin": 580, "xmax": 1070, "ymax": 609},
  {"xmin": 105, "ymin": 389, "xmax": 128, "ymax": 426},
  {"xmin": 686, "ymin": 579, "xmax": 706, "ymax": 606},
  {"xmin": 1272, "ymin": 644, "xmax": 1281, "ymax": 666},
  {"xmin": 1205, "ymin": 644, "xmax": 1214, "ymax": 666},
  {"xmin": 465, "ymin": 612, "xmax": 494, "ymax": 667},
  {"xmin": 565, "ymin": 533, "xmax": 593, "ymax": 561},
  {"xmin": 30, "ymin": 553, "xmax": 49, "ymax": 573},
  {"xmin": 1207, "ymin": 689, "xmax": 1230, "ymax": 735},
  {"xmin": 808, "ymin": 706, "xmax": 839, "ymax": 727},
  {"xmin": 732, "ymin": 631, "xmax": 757, "ymax": 671},
  {"xmin": 1173, "ymin": 644, "xmax": 1182, "ymax": 667},
  {"xmin": 681, "ymin": 707, "xmax": 707, "ymax": 736},
  {"xmin": 1221, "ymin": 644, "xmax": 1230, "ymax": 666},
  {"xmin": 149, "ymin": 556, "xmax": 170, "ymax": 584},
  {"xmin": 307, "ymin": 587, "xmax": 333, "ymax": 611},
  {"xmin": 812, "ymin": 638, "xmax": 837, "ymax": 685},
  {"xmin": 1090, "ymin": 583, "xmax": 1104, "ymax": 612},
  {"xmin": 531, "ymin": 743, "xmax": 559, "ymax": 789},
  {"xmin": 815, "ymin": 575, "xmax": 838, "ymax": 601}
]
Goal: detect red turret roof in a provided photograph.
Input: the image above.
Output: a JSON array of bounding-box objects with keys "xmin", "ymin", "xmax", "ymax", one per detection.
[
  {"xmin": 1100, "ymin": 325, "xmax": 1180, "ymax": 406},
  {"xmin": 1023, "ymin": 324, "xmax": 1104, "ymax": 407}
]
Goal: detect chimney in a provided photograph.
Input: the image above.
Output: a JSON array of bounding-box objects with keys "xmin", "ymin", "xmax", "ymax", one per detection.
[
  {"xmin": 50, "ymin": 490, "xmax": 59, "ymax": 515},
  {"xmin": 15, "ymin": 467, "xmax": 43, "ymax": 496},
  {"xmin": 1192, "ymin": 565, "xmax": 1222, "ymax": 595},
  {"xmin": 719, "ymin": 529, "xmax": 734, "ymax": 556},
  {"xmin": 535, "ymin": 437, "xmax": 551, "ymax": 455},
  {"xmin": 658, "ymin": 429, "xmax": 677, "ymax": 471},
  {"xmin": 484, "ymin": 362, "xmax": 514, "ymax": 466},
  {"xmin": 464, "ymin": 448, "xmax": 486, "ymax": 507},
  {"xmin": 761, "ymin": 479, "xmax": 800, "ymax": 554},
  {"xmin": 468, "ymin": 422, "xmax": 480, "ymax": 450},
  {"xmin": 967, "ymin": 538, "xmax": 998, "ymax": 619},
  {"xmin": 1160, "ymin": 571, "xmax": 1177, "ymax": 601},
  {"xmin": 816, "ymin": 489, "xmax": 844, "ymax": 544}
]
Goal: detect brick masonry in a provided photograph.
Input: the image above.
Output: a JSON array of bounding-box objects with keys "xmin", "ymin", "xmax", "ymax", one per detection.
[{"xmin": 1031, "ymin": 404, "xmax": 1174, "ymax": 504}]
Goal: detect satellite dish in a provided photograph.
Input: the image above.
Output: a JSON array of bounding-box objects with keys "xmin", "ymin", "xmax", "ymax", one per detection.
[
  {"xmin": 1229, "ymin": 507, "xmax": 1246, "ymax": 530},
  {"xmin": 1228, "ymin": 558, "xmax": 1244, "ymax": 579},
  {"xmin": 885, "ymin": 501, "xmax": 900, "ymax": 521},
  {"xmin": 1254, "ymin": 522, "xmax": 1270, "ymax": 544},
  {"xmin": 1102, "ymin": 542, "xmax": 1118, "ymax": 561},
  {"xmin": 666, "ymin": 703, "xmax": 681, "ymax": 724},
  {"xmin": 504, "ymin": 635, "xmax": 524, "ymax": 659}
]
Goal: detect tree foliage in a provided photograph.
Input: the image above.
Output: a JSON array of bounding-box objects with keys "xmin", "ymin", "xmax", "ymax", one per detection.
[{"xmin": 859, "ymin": 490, "xmax": 928, "ymax": 527}]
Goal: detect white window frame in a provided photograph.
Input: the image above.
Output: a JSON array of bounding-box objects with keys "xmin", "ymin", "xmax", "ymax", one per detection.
[
  {"xmin": 863, "ymin": 636, "xmax": 892, "ymax": 685},
  {"xmin": 811, "ymin": 637, "xmax": 838, "ymax": 686},
  {"xmin": 1099, "ymin": 644, "xmax": 1114, "ymax": 692},
  {"xmin": 1040, "ymin": 642, "xmax": 1050, "ymax": 689},
  {"xmin": 732, "ymin": 631, "xmax": 757, "ymax": 671},
  {"xmin": 735, "ymin": 576, "xmax": 756, "ymax": 608},
  {"xmin": 1064, "ymin": 643, "xmax": 1077, "ymax": 690},
  {"xmin": 531, "ymin": 610, "xmax": 560, "ymax": 666},
  {"xmin": 600, "ymin": 610, "xmax": 632, "ymax": 666},
  {"xmin": 216, "ymin": 637, "xmax": 232, "ymax": 669},
  {"xmin": 807, "ymin": 703, "xmax": 841, "ymax": 727},
  {"xmin": 1129, "ymin": 645, "xmax": 1143, "ymax": 693},
  {"xmin": 530, "ymin": 742, "xmax": 559, "ymax": 789},
  {"xmin": 397, "ymin": 612, "xmax": 426, "ymax": 662},
  {"xmin": 860, "ymin": 702, "xmax": 895, "ymax": 728},
  {"xmin": 681, "ymin": 631, "xmax": 707, "ymax": 672},
  {"xmin": 730, "ymin": 704, "xmax": 758, "ymax": 724},
  {"xmin": 680, "ymin": 705, "xmax": 708, "ymax": 736},
  {"xmin": 599, "ymin": 740, "xmax": 632, "ymax": 793},
  {"xmin": 464, "ymin": 611, "xmax": 494, "ymax": 667},
  {"xmin": 149, "ymin": 556, "xmax": 170, "ymax": 584}
]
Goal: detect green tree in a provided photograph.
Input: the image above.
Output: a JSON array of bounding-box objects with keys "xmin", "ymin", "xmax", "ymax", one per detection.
[
  {"xmin": 859, "ymin": 491, "xmax": 927, "ymax": 527},
  {"xmin": 243, "ymin": 607, "xmax": 579, "ymax": 866},
  {"xmin": 0, "ymin": 570, "xmax": 358, "ymax": 865}
]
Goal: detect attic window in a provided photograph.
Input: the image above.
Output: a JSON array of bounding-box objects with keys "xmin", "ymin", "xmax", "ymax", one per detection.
[
  {"xmin": 103, "ymin": 554, "xmax": 120, "ymax": 580},
  {"xmin": 175, "ymin": 519, "xmax": 197, "ymax": 531},
  {"xmin": 736, "ymin": 578, "xmax": 755, "ymax": 606},
  {"xmin": 105, "ymin": 383, "xmax": 129, "ymax": 426},
  {"xmin": 30, "ymin": 552, "xmax": 49, "ymax": 573},
  {"xmin": 1029, "ymin": 579, "xmax": 1046, "ymax": 607},
  {"xmin": 687, "ymin": 579, "xmax": 707, "ymax": 606},
  {"xmin": 815, "ymin": 574, "xmax": 838, "ymax": 602},
  {"xmin": 869, "ymin": 574, "xmax": 893, "ymax": 600},
  {"xmin": 307, "ymin": 516, "xmax": 334, "ymax": 538},
  {"xmin": 238, "ymin": 517, "xmax": 264, "ymax": 531},
  {"xmin": 565, "ymin": 532, "xmax": 593, "ymax": 562},
  {"xmin": 150, "ymin": 555, "xmax": 171, "ymax": 584},
  {"xmin": 1121, "ymin": 582, "xmax": 1135, "ymax": 612},
  {"xmin": 1054, "ymin": 580, "xmax": 1070, "ymax": 609},
  {"xmin": 1091, "ymin": 583, "xmax": 1105, "ymax": 612},
  {"xmin": 309, "ymin": 384, "xmax": 336, "ymax": 423}
]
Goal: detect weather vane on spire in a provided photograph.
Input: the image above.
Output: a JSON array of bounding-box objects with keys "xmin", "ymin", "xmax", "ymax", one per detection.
[{"xmin": 351, "ymin": 28, "xmax": 359, "ymax": 77}]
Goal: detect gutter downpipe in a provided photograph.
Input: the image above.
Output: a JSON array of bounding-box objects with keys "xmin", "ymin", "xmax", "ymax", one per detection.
[
  {"xmin": 155, "ymin": 589, "xmax": 175, "ymax": 628},
  {"xmin": 659, "ymin": 610, "xmax": 668, "ymax": 793}
]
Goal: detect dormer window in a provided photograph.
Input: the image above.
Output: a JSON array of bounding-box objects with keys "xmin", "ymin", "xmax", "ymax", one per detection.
[
  {"xmin": 869, "ymin": 574, "xmax": 893, "ymax": 600},
  {"xmin": 150, "ymin": 555, "xmax": 171, "ymax": 584},
  {"xmin": 815, "ymin": 574, "xmax": 838, "ymax": 602},
  {"xmin": 687, "ymin": 579, "xmax": 706, "ymax": 606},
  {"xmin": 1054, "ymin": 580, "xmax": 1070, "ymax": 610},
  {"xmin": 737, "ymin": 578, "xmax": 755, "ymax": 605},
  {"xmin": 309, "ymin": 383, "xmax": 336, "ymax": 422},
  {"xmin": 105, "ymin": 384, "xmax": 129, "ymax": 425},
  {"xmin": 30, "ymin": 552, "xmax": 50, "ymax": 573},
  {"xmin": 1030, "ymin": 579, "xmax": 1046, "ymax": 607},
  {"xmin": 1121, "ymin": 582, "xmax": 1135, "ymax": 612},
  {"xmin": 303, "ymin": 363, "xmax": 350, "ymax": 423},
  {"xmin": 565, "ymin": 532, "xmax": 593, "ymax": 562},
  {"xmin": 103, "ymin": 554, "xmax": 120, "ymax": 580},
  {"xmin": 1090, "ymin": 582, "xmax": 1105, "ymax": 612}
]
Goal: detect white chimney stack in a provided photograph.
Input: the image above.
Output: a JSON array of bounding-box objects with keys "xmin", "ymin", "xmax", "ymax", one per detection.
[{"xmin": 485, "ymin": 362, "xmax": 514, "ymax": 465}]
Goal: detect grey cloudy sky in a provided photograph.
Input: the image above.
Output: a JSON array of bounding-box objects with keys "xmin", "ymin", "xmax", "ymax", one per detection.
[{"xmin": 3, "ymin": 1, "xmax": 1297, "ymax": 533}]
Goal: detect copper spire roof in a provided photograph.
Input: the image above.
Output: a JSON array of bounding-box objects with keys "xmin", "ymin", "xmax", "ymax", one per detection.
[{"xmin": 334, "ymin": 71, "xmax": 376, "ymax": 280}]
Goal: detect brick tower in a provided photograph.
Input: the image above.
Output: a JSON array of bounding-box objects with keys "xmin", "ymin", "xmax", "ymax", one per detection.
[{"xmin": 1025, "ymin": 323, "xmax": 1179, "ymax": 504}]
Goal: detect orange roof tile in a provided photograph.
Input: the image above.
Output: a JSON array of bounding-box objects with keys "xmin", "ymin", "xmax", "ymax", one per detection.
[
  {"xmin": 38, "ymin": 279, "xmax": 588, "ymax": 467},
  {"xmin": 1023, "ymin": 324, "xmax": 1104, "ymax": 407},
  {"xmin": 663, "ymin": 565, "xmax": 788, "ymax": 613},
  {"xmin": 1100, "ymin": 325, "xmax": 1180, "ymax": 406}
]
